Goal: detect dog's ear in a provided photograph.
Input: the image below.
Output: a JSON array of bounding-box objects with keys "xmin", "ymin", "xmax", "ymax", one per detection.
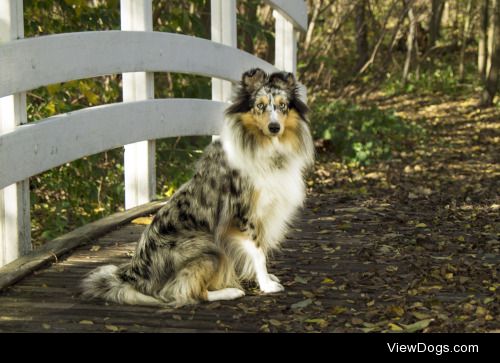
[
  {"xmin": 268, "ymin": 72, "xmax": 296, "ymax": 91},
  {"xmin": 269, "ymin": 72, "xmax": 309, "ymax": 121},
  {"xmin": 242, "ymin": 68, "xmax": 267, "ymax": 93}
]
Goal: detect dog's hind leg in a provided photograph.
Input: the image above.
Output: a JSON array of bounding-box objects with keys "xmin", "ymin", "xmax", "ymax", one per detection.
[{"xmin": 158, "ymin": 241, "xmax": 241, "ymax": 307}]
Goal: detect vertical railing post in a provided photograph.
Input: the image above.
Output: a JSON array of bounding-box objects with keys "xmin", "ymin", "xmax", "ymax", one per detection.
[
  {"xmin": 121, "ymin": 0, "xmax": 156, "ymax": 209},
  {"xmin": 273, "ymin": 11, "xmax": 297, "ymax": 74},
  {"xmin": 211, "ymin": 0, "xmax": 236, "ymax": 139},
  {"xmin": 0, "ymin": 0, "xmax": 31, "ymax": 267}
]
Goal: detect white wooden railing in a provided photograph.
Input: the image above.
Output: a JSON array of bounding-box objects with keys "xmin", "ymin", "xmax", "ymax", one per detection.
[{"xmin": 0, "ymin": 0, "xmax": 307, "ymax": 267}]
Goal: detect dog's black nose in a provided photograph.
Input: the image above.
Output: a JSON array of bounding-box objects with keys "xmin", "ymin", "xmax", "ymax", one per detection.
[{"xmin": 268, "ymin": 123, "xmax": 281, "ymax": 134}]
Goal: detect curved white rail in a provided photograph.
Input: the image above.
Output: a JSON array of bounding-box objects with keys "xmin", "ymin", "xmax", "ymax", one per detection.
[
  {"xmin": 0, "ymin": 99, "xmax": 227, "ymax": 189},
  {"xmin": 264, "ymin": 0, "xmax": 308, "ymax": 32},
  {"xmin": 0, "ymin": 31, "xmax": 278, "ymax": 97}
]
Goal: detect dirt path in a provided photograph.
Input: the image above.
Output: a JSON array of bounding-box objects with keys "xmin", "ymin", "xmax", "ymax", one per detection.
[{"xmin": 309, "ymin": 92, "xmax": 499, "ymax": 332}]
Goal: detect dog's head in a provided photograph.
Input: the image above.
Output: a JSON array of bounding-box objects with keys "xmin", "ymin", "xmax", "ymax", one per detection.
[{"xmin": 226, "ymin": 68, "xmax": 309, "ymax": 138}]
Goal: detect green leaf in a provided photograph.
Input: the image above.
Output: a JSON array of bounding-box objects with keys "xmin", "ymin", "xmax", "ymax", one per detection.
[
  {"xmin": 401, "ymin": 319, "xmax": 434, "ymax": 333},
  {"xmin": 291, "ymin": 299, "xmax": 313, "ymax": 310},
  {"xmin": 388, "ymin": 323, "xmax": 404, "ymax": 331}
]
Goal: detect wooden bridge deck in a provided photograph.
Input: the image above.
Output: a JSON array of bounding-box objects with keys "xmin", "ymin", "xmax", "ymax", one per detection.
[{"xmin": 0, "ymin": 191, "xmax": 497, "ymax": 333}]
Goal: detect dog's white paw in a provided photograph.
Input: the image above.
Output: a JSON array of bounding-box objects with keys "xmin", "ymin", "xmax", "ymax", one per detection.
[
  {"xmin": 224, "ymin": 288, "xmax": 246, "ymax": 299},
  {"xmin": 268, "ymin": 274, "xmax": 280, "ymax": 283},
  {"xmin": 259, "ymin": 279, "xmax": 285, "ymax": 294},
  {"xmin": 207, "ymin": 288, "xmax": 245, "ymax": 301}
]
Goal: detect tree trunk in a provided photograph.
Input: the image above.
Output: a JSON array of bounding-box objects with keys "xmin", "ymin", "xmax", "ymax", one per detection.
[
  {"xmin": 304, "ymin": 0, "xmax": 321, "ymax": 52},
  {"xmin": 486, "ymin": 0, "xmax": 496, "ymax": 75},
  {"xmin": 478, "ymin": 0, "xmax": 489, "ymax": 78},
  {"xmin": 481, "ymin": 0, "xmax": 499, "ymax": 106},
  {"xmin": 355, "ymin": 0, "xmax": 369, "ymax": 71},
  {"xmin": 402, "ymin": 4, "xmax": 416, "ymax": 86},
  {"xmin": 459, "ymin": 0, "xmax": 473, "ymax": 80},
  {"xmin": 429, "ymin": 0, "xmax": 445, "ymax": 48}
]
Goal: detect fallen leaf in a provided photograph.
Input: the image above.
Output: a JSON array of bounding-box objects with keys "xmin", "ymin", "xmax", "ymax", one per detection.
[
  {"xmin": 408, "ymin": 192, "xmax": 419, "ymax": 199},
  {"xmin": 366, "ymin": 300, "xmax": 375, "ymax": 307},
  {"xmin": 385, "ymin": 265, "xmax": 399, "ymax": 273},
  {"xmin": 415, "ymin": 223, "xmax": 427, "ymax": 228},
  {"xmin": 42, "ymin": 323, "xmax": 51, "ymax": 330},
  {"xmin": 304, "ymin": 318, "xmax": 328, "ymax": 327},
  {"xmin": 418, "ymin": 187, "xmax": 432, "ymax": 196},
  {"xmin": 321, "ymin": 278, "xmax": 335, "ymax": 284},
  {"xmin": 105, "ymin": 324, "xmax": 120, "ymax": 332},
  {"xmin": 131, "ymin": 216, "xmax": 153, "ymax": 225},
  {"xmin": 216, "ymin": 320, "xmax": 231, "ymax": 329},
  {"xmin": 90, "ymin": 245, "xmax": 101, "ymax": 252},
  {"xmin": 79, "ymin": 320, "xmax": 94, "ymax": 325},
  {"xmin": 462, "ymin": 303, "xmax": 475, "ymax": 313},
  {"xmin": 206, "ymin": 302, "xmax": 221, "ymax": 310},
  {"xmin": 294, "ymin": 275, "xmax": 310, "ymax": 284},
  {"xmin": 483, "ymin": 297, "xmax": 494, "ymax": 304},
  {"xmin": 388, "ymin": 323, "xmax": 404, "ymax": 331},
  {"xmin": 459, "ymin": 276, "xmax": 470, "ymax": 284},
  {"xmin": 411, "ymin": 312, "xmax": 431, "ymax": 320},
  {"xmin": 351, "ymin": 317, "xmax": 363, "ymax": 325},
  {"xmin": 338, "ymin": 223, "xmax": 351, "ymax": 230},
  {"xmin": 302, "ymin": 290, "xmax": 315, "ymax": 298},
  {"xmin": 260, "ymin": 324, "xmax": 270, "ymax": 333},
  {"xmin": 291, "ymin": 299, "xmax": 313, "ymax": 310},
  {"xmin": 318, "ymin": 229, "xmax": 332, "ymax": 234},
  {"xmin": 475, "ymin": 306, "xmax": 487, "ymax": 316},
  {"xmin": 341, "ymin": 207, "xmax": 363, "ymax": 213},
  {"xmin": 401, "ymin": 319, "xmax": 433, "ymax": 333},
  {"xmin": 330, "ymin": 306, "xmax": 347, "ymax": 315},
  {"xmin": 269, "ymin": 319, "xmax": 282, "ymax": 327},
  {"xmin": 387, "ymin": 306, "xmax": 405, "ymax": 317},
  {"xmin": 378, "ymin": 244, "xmax": 396, "ymax": 253}
]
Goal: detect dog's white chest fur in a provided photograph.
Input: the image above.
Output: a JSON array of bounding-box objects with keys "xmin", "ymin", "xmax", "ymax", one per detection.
[
  {"xmin": 222, "ymin": 134, "xmax": 306, "ymax": 247},
  {"xmin": 251, "ymin": 163, "xmax": 305, "ymax": 245}
]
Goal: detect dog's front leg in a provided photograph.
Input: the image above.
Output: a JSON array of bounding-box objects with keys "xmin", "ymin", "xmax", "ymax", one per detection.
[{"xmin": 242, "ymin": 240, "xmax": 284, "ymax": 293}]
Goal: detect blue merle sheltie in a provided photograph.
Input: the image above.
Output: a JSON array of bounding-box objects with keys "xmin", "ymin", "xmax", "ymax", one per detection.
[{"xmin": 81, "ymin": 68, "xmax": 315, "ymax": 307}]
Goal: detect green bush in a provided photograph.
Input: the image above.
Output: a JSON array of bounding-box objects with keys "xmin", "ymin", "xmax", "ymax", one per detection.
[
  {"xmin": 382, "ymin": 62, "xmax": 478, "ymax": 96},
  {"xmin": 312, "ymin": 101, "xmax": 424, "ymax": 165}
]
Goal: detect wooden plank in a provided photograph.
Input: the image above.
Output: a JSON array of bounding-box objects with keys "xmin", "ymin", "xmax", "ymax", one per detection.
[
  {"xmin": 0, "ymin": 192, "xmax": 496, "ymax": 333},
  {"xmin": 0, "ymin": 200, "xmax": 165, "ymax": 291},
  {"xmin": 121, "ymin": 0, "xmax": 156, "ymax": 209},
  {"xmin": 0, "ymin": 0, "xmax": 31, "ymax": 267},
  {"xmin": 0, "ymin": 99, "xmax": 227, "ymax": 189},
  {"xmin": 264, "ymin": 0, "xmax": 308, "ymax": 32},
  {"xmin": 0, "ymin": 31, "xmax": 278, "ymax": 98}
]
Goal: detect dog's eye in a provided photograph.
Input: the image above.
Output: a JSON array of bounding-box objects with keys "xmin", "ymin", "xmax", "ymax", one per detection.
[
  {"xmin": 279, "ymin": 103, "xmax": 288, "ymax": 111},
  {"xmin": 256, "ymin": 103, "xmax": 265, "ymax": 110}
]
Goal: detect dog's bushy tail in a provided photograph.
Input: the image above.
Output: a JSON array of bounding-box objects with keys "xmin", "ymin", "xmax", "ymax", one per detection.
[{"xmin": 81, "ymin": 265, "xmax": 163, "ymax": 306}]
